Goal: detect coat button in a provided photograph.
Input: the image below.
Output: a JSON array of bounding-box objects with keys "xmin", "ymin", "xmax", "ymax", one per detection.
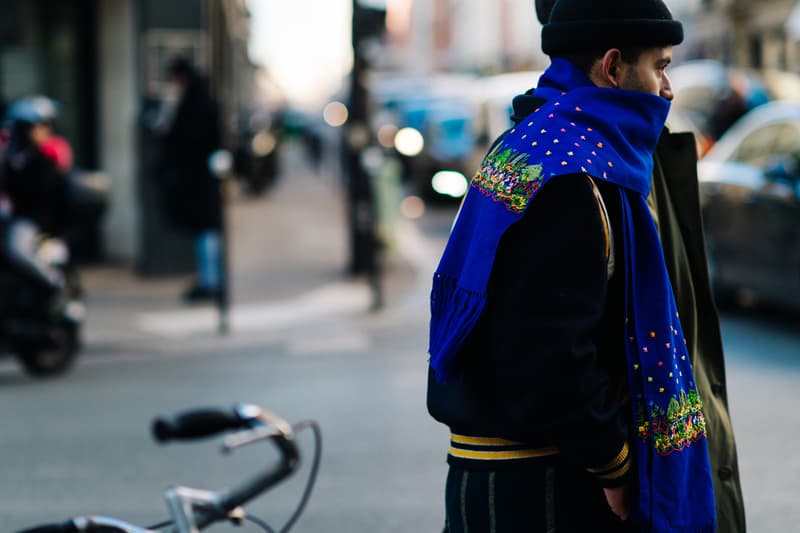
[
  {"xmin": 711, "ymin": 383, "xmax": 724, "ymax": 397},
  {"xmin": 718, "ymin": 466, "xmax": 733, "ymax": 481}
]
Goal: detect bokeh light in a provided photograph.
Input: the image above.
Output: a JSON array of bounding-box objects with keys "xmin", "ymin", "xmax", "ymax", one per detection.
[
  {"xmin": 323, "ymin": 101, "xmax": 349, "ymax": 127},
  {"xmin": 251, "ymin": 131, "xmax": 277, "ymax": 156},
  {"xmin": 377, "ymin": 124, "xmax": 399, "ymax": 148},
  {"xmin": 431, "ymin": 170, "xmax": 469, "ymax": 198},
  {"xmin": 394, "ymin": 127, "xmax": 424, "ymax": 156},
  {"xmin": 400, "ymin": 195, "xmax": 426, "ymax": 219}
]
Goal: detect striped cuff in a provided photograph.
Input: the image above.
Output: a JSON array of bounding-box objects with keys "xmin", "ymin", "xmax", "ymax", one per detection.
[
  {"xmin": 449, "ymin": 433, "xmax": 559, "ymax": 462},
  {"xmin": 586, "ymin": 441, "xmax": 632, "ymax": 486}
]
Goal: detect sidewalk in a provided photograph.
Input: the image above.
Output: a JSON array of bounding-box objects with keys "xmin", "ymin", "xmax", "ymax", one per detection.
[{"xmin": 78, "ymin": 144, "xmax": 426, "ymax": 357}]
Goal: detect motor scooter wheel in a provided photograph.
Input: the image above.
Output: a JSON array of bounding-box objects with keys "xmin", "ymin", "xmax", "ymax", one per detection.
[{"xmin": 16, "ymin": 322, "xmax": 79, "ymax": 377}]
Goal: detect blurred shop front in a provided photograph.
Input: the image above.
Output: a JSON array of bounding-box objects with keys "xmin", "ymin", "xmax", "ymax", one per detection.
[
  {"xmin": 0, "ymin": 0, "xmax": 253, "ymax": 276},
  {"xmin": 0, "ymin": 1, "xmax": 98, "ymax": 169}
]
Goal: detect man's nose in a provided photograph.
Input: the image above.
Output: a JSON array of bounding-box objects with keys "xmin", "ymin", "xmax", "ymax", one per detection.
[{"xmin": 661, "ymin": 72, "xmax": 674, "ymax": 101}]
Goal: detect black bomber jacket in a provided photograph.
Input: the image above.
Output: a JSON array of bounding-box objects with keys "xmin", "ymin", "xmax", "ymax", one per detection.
[{"xmin": 426, "ymin": 94, "xmax": 632, "ymax": 487}]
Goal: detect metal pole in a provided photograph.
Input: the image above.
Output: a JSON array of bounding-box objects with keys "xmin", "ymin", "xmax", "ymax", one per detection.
[
  {"xmin": 217, "ymin": 174, "xmax": 230, "ymax": 334},
  {"xmin": 348, "ymin": 0, "xmax": 383, "ymax": 310},
  {"xmin": 207, "ymin": 0, "xmax": 231, "ymax": 334}
]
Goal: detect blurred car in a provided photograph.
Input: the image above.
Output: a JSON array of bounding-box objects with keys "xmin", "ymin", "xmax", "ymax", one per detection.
[
  {"xmin": 369, "ymin": 73, "xmax": 482, "ymax": 202},
  {"xmin": 697, "ymin": 101, "xmax": 800, "ymax": 309},
  {"xmin": 759, "ymin": 69, "xmax": 800, "ymax": 102},
  {"xmin": 670, "ymin": 59, "xmax": 772, "ymax": 146},
  {"xmin": 477, "ymin": 70, "xmax": 543, "ymax": 144}
]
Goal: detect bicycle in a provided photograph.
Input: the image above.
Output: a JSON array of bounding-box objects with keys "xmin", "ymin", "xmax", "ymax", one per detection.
[{"xmin": 16, "ymin": 403, "xmax": 322, "ymax": 533}]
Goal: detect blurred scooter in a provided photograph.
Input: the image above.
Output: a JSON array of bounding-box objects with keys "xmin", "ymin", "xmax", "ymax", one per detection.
[
  {"xmin": 0, "ymin": 95, "xmax": 87, "ymax": 376},
  {"xmin": 0, "ymin": 217, "xmax": 85, "ymax": 377}
]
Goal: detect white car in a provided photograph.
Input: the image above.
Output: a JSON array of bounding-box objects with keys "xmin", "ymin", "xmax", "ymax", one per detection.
[{"xmin": 697, "ymin": 101, "xmax": 800, "ymax": 309}]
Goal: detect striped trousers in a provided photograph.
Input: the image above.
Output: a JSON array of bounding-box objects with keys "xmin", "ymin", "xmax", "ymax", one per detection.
[{"xmin": 443, "ymin": 462, "xmax": 637, "ymax": 533}]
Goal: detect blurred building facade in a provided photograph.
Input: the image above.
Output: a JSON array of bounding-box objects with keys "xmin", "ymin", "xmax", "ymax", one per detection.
[
  {"xmin": 382, "ymin": 0, "xmax": 800, "ymax": 75},
  {"xmin": 0, "ymin": 0, "xmax": 256, "ymax": 274},
  {"xmin": 383, "ymin": 0, "xmax": 544, "ymax": 74},
  {"xmin": 683, "ymin": 0, "xmax": 800, "ymax": 69}
]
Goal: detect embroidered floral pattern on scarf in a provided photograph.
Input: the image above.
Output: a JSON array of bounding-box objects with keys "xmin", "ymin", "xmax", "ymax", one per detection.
[
  {"xmin": 637, "ymin": 391, "xmax": 707, "ymax": 456},
  {"xmin": 628, "ymin": 317, "xmax": 709, "ymax": 456},
  {"xmin": 470, "ymin": 144, "xmax": 545, "ymax": 214}
]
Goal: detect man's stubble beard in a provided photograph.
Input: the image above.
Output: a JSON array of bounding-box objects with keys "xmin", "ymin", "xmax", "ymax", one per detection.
[{"xmin": 619, "ymin": 67, "xmax": 649, "ymax": 95}]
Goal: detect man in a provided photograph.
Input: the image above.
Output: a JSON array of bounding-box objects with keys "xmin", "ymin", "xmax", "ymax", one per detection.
[
  {"xmin": 427, "ymin": 1, "xmax": 724, "ymax": 531},
  {"xmin": 154, "ymin": 57, "xmax": 224, "ymax": 303},
  {"xmin": 548, "ymin": 2, "xmax": 746, "ymax": 531}
]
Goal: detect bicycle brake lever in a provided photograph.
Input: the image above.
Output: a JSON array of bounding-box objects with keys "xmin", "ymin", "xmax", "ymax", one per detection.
[
  {"xmin": 221, "ymin": 426, "xmax": 284, "ymax": 453},
  {"xmin": 234, "ymin": 404, "xmax": 293, "ymax": 436},
  {"xmin": 253, "ymin": 408, "xmax": 293, "ymax": 437}
]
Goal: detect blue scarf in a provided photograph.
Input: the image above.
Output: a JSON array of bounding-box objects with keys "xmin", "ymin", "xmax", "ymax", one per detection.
[{"xmin": 429, "ymin": 59, "xmax": 716, "ymax": 532}]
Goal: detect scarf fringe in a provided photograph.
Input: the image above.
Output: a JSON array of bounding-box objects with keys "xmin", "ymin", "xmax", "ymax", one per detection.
[{"xmin": 428, "ymin": 272, "xmax": 486, "ymax": 383}]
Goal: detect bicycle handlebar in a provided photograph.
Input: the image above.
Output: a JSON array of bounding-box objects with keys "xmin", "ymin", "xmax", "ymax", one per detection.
[
  {"xmin": 152, "ymin": 404, "xmax": 263, "ymax": 443},
  {"xmin": 152, "ymin": 403, "xmax": 300, "ymax": 529},
  {"xmin": 16, "ymin": 404, "xmax": 307, "ymax": 533}
]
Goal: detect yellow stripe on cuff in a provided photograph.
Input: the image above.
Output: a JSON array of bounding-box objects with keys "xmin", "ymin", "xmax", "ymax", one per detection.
[
  {"xmin": 450, "ymin": 433, "xmax": 527, "ymax": 447},
  {"xmin": 587, "ymin": 441, "xmax": 630, "ymax": 474},
  {"xmin": 448, "ymin": 446, "xmax": 559, "ymax": 461},
  {"xmin": 593, "ymin": 455, "xmax": 633, "ymax": 480}
]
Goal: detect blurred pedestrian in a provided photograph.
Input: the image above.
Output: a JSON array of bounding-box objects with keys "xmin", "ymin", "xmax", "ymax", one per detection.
[
  {"xmin": 153, "ymin": 57, "xmax": 224, "ymax": 303},
  {"xmin": 0, "ymin": 96, "xmax": 74, "ymax": 292},
  {"xmin": 427, "ymin": 1, "xmax": 720, "ymax": 532},
  {"xmin": 709, "ymin": 86, "xmax": 748, "ymax": 141}
]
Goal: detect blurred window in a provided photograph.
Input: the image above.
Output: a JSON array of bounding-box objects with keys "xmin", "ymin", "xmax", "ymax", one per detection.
[
  {"xmin": 731, "ymin": 120, "xmax": 800, "ymax": 174},
  {"xmin": 731, "ymin": 123, "xmax": 784, "ymax": 167},
  {"xmin": 772, "ymin": 123, "xmax": 800, "ymax": 159}
]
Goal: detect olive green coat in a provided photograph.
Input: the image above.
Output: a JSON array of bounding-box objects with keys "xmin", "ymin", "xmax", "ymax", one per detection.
[{"xmin": 649, "ymin": 130, "xmax": 747, "ymax": 533}]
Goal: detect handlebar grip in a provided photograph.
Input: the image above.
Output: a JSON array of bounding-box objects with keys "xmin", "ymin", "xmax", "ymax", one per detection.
[
  {"xmin": 152, "ymin": 407, "xmax": 249, "ymax": 443},
  {"xmin": 15, "ymin": 521, "xmax": 78, "ymax": 533}
]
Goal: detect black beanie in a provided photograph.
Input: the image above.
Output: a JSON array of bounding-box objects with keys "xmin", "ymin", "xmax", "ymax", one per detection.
[
  {"xmin": 541, "ymin": 0, "xmax": 683, "ymax": 56},
  {"xmin": 535, "ymin": 0, "xmax": 556, "ymax": 25}
]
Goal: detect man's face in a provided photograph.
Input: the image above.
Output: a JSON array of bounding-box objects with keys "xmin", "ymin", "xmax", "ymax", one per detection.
[{"xmin": 618, "ymin": 46, "xmax": 674, "ymax": 101}]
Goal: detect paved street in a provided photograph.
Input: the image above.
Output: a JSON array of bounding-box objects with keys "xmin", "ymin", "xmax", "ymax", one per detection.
[
  {"xmin": 715, "ymin": 307, "xmax": 800, "ymax": 533},
  {"xmin": 1, "ymin": 146, "xmax": 799, "ymax": 532}
]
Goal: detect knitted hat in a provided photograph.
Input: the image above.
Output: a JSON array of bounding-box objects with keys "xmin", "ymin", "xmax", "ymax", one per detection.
[
  {"xmin": 541, "ymin": 0, "xmax": 683, "ymax": 56},
  {"xmin": 535, "ymin": 0, "xmax": 556, "ymax": 25}
]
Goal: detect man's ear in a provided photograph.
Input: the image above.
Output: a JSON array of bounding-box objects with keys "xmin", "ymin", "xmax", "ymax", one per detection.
[{"xmin": 599, "ymin": 49, "xmax": 624, "ymax": 88}]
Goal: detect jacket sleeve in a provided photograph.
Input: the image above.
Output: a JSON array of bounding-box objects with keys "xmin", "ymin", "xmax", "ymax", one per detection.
[{"xmin": 487, "ymin": 174, "xmax": 631, "ymax": 486}]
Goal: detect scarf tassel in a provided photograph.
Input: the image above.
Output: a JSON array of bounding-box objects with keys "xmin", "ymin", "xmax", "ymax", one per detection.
[{"xmin": 428, "ymin": 272, "xmax": 486, "ymax": 383}]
